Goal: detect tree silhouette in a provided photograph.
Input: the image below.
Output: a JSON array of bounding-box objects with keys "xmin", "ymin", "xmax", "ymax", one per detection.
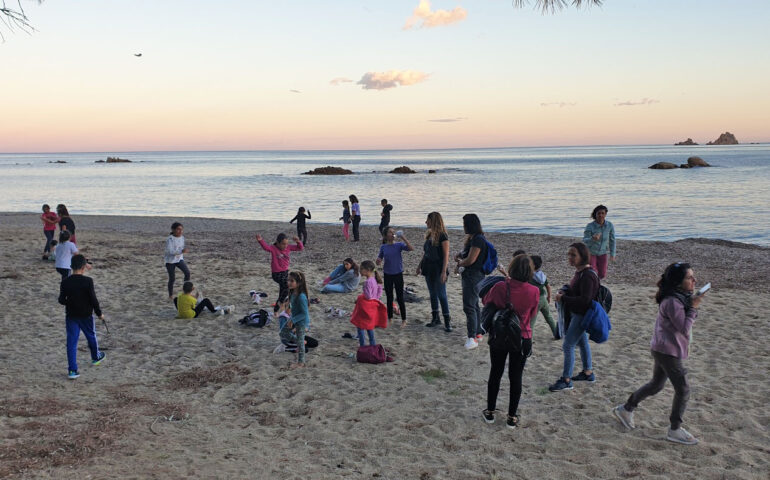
[
  {"xmin": 513, "ymin": 0, "xmax": 603, "ymax": 14},
  {"xmin": 0, "ymin": 0, "xmax": 40, "ymax": 41}
]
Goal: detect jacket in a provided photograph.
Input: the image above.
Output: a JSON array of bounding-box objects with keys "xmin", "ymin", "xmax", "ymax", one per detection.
[
  {"xmin": 650, "ymin": 295, "xmax": 697, "ymax": 359},
  {"xmin": 583, "ymin": 220, "xmax": 616, "ymax": 257}
]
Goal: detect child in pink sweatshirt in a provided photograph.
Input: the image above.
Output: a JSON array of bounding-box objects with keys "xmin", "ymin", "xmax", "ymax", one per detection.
[{"xmin": 256, "ymin": 233, "xmax": 304, "ymax": 312}]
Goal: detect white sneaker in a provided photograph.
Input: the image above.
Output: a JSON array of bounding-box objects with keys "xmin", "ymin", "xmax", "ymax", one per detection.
[
  {"xmin": 214, "ymin": 306, "xmax": 225, "ymax": 316},
  {"xmin": 666, "ymin": 427, "xmax": 698, "ymax": 445},
  {"xmin": 227, "ymin": 305, "xmax": 235, "ymax": 314},
  {"xmin": 273, "ymin": 344, "xmax": 286, "ymax": 354},
  {"xmin": 464, "ymin": 337, "xmax": 478, "ymax": 350},
  {"xmin": 612, "ymin": 405, "xmax": 635, "ymax": 430}
]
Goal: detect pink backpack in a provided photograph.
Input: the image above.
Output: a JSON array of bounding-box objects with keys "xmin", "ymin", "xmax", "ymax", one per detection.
[{"xmin": 356, "ymin": 345, "xmax": 395, "ymax": 364}]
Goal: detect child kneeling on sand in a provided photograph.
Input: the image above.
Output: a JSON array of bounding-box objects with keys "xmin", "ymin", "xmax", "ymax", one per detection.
[
  {"xmin": 174, "ymin": 281, "xmax": 232, "ymax": 318},
  {"xmin": 58, "ymin": 254, "xmax": 106, "ymax": 379}
]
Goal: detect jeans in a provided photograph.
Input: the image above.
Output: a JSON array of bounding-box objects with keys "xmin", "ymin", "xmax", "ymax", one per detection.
[
  {"xmin": 424, "ymin": 272, "xmax": 449, "ymax": 316},
  {"xmin": 44, "ymin": 229, "xmax": 55, "ymax": 253},
  {"xmin": 66, "ymin": 316, "xmax": 101, "ymax": 373},
  {"xmin": 487, "ymin": 339, "xmax": 531, "ymax": 417},
  {"xmin": 562, "ymin": 311, "xmax": 592, "ymax": 379},
  {"xmin": 461, "ymin": 269, "xmax": 484, "ymax": 338},
  {"xmin": 590, "ymin": 254, "xmax": 609, "ymax": 280},
  {"xmin": 624, "ymin": 350, "xmax": 690, "ymax": 430},
  {"xmin": 321, "ymin": 283, "xmax": 348, "ymax": 293},
  {"xmin": 352, "ymin": 215, "xmax": 361, "ymax": 241},
  {"xmin": 357, "ymin": 328, "xmax": 376, "ymax": 346},
  {"xmin": 166, "ymin": 260, "xmax": 191, "ymax": 297},
  {"xmin": 384, "ymin": 273, "xmax": 406, "ymax": 320}
]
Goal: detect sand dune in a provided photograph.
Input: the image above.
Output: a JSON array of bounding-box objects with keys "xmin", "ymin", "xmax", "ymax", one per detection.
[{"xmin": 0, "ymin": 213, "xmax": 768, "ymax": 479}]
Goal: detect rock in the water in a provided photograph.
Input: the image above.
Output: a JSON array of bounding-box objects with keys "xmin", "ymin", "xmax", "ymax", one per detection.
[
  {"xmin": 303, "ymin": 166, "xmax": 353, "ymax": 175},
  {"xmin": 679, "ymin": 164, "xmax": 691, "ymax": 169},
  {"xmin": 706, "ymin": 132, "xmax": 738, "ymax": 145},
  {"xmin": 97, "ymin": 157, "xmax": 132, "ymax": 163},
  {"xmin": 428, "ymin": 169, "xmax": 436, "ymax": 173},
  {"xmin": 675, "ymin": 138, "xmax": 698, "ymax": 145},
  {"xmin": 389, "ymin": 166, "xmax": 416, "ymax": 174},
  {"xmin": 649, "ymin": 162, "xmax": 679, "ymax": 170},
  {"xmin": 687, "ymin": 156, "xmax": 710, "ymax": 167},
  {"xmin": 49, "ymin": 160, "xmax": 67, "ymax": 164}
]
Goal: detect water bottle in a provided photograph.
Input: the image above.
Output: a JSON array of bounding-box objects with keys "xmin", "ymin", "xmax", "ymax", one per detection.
[{"xmin": 396, "ymin": 230, "xmax": 404, "ymax": 238}]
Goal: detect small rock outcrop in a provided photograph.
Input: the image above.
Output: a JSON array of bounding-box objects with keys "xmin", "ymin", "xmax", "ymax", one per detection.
[
  {"xmin": 48, "ymin": 160, "xmax": 67, "ymax": 164},
  {"xmin": 96, "ymin": 157, "xmax": 132, "ymax": 163},
  {"xmin": 649, "ymin": 162, "xmax": 678, "ymax": 170},
  {"xmin": 707, "ymin": 132, "xmax": 738, "ymax": 145},
  {"xmin": 428, "ymin": 169, "xmax": 436, "ymax": 174},
  {"xmin": 675, "ymin": 138, "xmax": 698, "ymax": 145},
  {"xmin": 303, "ymin": 166, "xmax": 353, "ymax": 175},
  {"xmin": 687, "ymin": 156, "xmax": 710, "ymax": 167},
  {"xmin": 389, "ymin": 166, "xmax": 416, "ymax": 174}
]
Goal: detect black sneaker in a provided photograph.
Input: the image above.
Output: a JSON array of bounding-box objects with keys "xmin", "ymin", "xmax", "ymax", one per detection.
[
  {"xmin": 573, "ymin": 371, "xmax": 596, "ymax": 382},
  {"xmin": 506, "ymin": 415, "xmax": 519, "ymax": 429},
  {"xmin": 548, "ymin": 377, "xmax": 573, "ymax": 392},
  {"xmin": 482, "ymin": 409, "xmax": 495, "ymax": 424}
]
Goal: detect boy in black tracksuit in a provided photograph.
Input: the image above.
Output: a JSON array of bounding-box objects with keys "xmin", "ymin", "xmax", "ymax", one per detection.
[
  {"xmin": 290, "ymin": 207, "xmax": 311, "ymax": 245},
  {"xmin": 379, "ymin": 199, "xmax": 393, "ymax": 235},
  {"xmin": 58, "ymin": 254, "xmax": 106, "ymax": 379}
]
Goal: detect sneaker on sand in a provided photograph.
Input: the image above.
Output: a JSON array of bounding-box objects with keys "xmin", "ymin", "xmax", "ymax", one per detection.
[
  {"xmin": 548, "ymin": 377, "xmax": 574, "ymax": 392},
  {"xmin": 476, "ymin": 334, "xmax": 484, "ymax": 344},
  {"xmin": 506, "ymin": 415, "xmax": 519, "ymax": 429},
  {"xmin": 667, "ymin": 427, "xmax": 699, "ymax": 445},
  {"xmin": 464, "ymin": 337, "xmax": 479, "ymax": 350},
  {"xmin": 92, "ymin": 351, "xmax": 106, "ymax": 366},
  {"xmin": 573, "ymin": 371, "xmax": 596, "ymax": 383},
  {"xmin": 273, "ymin": 344, "xmax": 286, "ymax": 354},
  {"xmin": 68, "ymin": 371, "xmax": 80, "ymax": 379},
  {"xmin": 482, "ymin": 409, "xmax": 495, "ymax": 424},
  {"xmin": 612, "ymin": 404, "xmax": 635, "ymax": 430}
]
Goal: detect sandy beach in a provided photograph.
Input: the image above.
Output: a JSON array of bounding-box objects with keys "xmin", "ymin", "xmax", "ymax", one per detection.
[{"xmin": 1, "ymin": 212, "xmax": 768, "ymax": 479}]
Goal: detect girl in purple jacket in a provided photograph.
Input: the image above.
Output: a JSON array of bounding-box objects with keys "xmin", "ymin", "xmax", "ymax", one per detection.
[{"xmin": 612, "ymin": 262, "xmax": 705, "ymax": 445}]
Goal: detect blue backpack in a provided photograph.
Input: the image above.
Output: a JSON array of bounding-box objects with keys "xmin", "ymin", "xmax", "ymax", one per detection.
[
  {"xmin": 481, "ymin": 239, "xmax": 498, "ymax": 275},
  {"xmin": 580, "ymin": 300, "xmax": 612, "ymax": 343}
]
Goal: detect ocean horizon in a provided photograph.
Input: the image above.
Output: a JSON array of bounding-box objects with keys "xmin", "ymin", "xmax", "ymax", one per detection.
[{"xmin": 3, "ymin": 144, "xmax": 769, "ymax": 246}]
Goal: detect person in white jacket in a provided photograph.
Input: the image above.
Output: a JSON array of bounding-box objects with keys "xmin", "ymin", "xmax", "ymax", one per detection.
[{"xmin": 165, "ymin": 222, "xmax": 190, "ymax": 299}]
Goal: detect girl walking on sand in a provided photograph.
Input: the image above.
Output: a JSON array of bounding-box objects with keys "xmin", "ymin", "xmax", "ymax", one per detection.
[
  {"xmin": 56, "ymin": 204, "xmax": 77, "ymax": 244},
  {"xmin": 257, "ymin": 233, "xmax": 304, "ymax": 312},
  {"xmin": 340, "ymin": 200, "xmax": 351, "ymax": 241},
  {"xmin": 165, "ymin": 222, "xmax": 190, "ymax": 300},
  {"xmin": 582, "ymin": 205, "xmax": 616, "ymax": 280},
  {"xmin": 377, "ymin": 227, "xmax": 413, "ymax": 328},
  {"xmin": 612, "ymin": 262, "xmax": 705, "ymax": 445},
  {"xmin": 41, "ymin": 204, "xmax": 59, "ymax": 260}
]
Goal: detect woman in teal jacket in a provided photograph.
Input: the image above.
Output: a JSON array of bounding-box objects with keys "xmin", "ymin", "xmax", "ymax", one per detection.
[{"xmin": 582, "ymin": 205, "xmax": 616, "ymax": 280}]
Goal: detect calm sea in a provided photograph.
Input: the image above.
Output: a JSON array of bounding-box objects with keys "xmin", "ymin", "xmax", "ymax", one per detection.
[{"xmin": 2, "ymin": 145, "xmax": 769, "ymax": 246}]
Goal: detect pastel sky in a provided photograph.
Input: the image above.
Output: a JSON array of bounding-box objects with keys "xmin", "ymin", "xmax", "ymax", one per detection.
[{"xmin": 1, "ymin": 0, "xmax": 769, "ymax": 152}]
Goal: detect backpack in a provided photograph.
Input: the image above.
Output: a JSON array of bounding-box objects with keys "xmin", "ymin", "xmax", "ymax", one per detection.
[
  {"xmin": 239, "ymin": 309, "xmax": 271, "ymax": 327},
  {"xmin": 481, "ymin": 239, "xmax": 498, "ymax": 275},
  {"xmin": 582, "ymin": 269, "xmax": 612, "ymax": 313},
  {"xmin": 484, "ymin": 303, "xmax": 522, "ymax": 351},
  {"xmin": 356, "ymin": 344, "xmax": 395, "ymax": 364},
  {"xmin": 580, "ymin": 300, "xmax": 612, "ymax": 343}
]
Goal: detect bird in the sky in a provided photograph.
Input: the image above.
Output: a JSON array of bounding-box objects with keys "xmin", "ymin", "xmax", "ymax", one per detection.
[{"xmin": 134, "ymin": 53, "xmax": 142, "ymax": 57}]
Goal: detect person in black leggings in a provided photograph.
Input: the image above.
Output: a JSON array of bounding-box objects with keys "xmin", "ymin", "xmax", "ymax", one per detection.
[{"xmin": 376, "ymin": 228, "xmax": 413, "ymax": 328}]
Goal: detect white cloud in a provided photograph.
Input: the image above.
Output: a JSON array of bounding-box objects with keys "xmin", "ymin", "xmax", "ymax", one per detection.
[
  {"xmin": 614, "ymin": 97, "xmax": 660, "ymax": 107},
  {"xmin": 289, "ymin": 89, "xmax": 302, "ymax": 94},
  {"xmin": 329, "ymin": 77, "xmax": 353, "ymax": 86},
  {"xmin": 357, "ymin": 70, "xmax": 429, "ymax": 90},
  {"xmin": 404, "ymin": 0, "xmax": 467, "ymax": 30},
  {"xmin": 540, "ymin": 101, "xmax": 577, "ymax": 108}
]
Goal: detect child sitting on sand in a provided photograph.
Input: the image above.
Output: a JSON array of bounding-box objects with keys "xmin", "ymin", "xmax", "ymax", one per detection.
[
  {"xmin": 289, "ymin": 207, "xmax": 311, "ymax": 246},
  {"xmin": 350, "ymin": 261, "xmax": 387, "ymax": 347},
  {"xmin": 174, "ymin": 281, "xmax": 232, "ymax": 318},
  {"xmin": 280, "ymin": 271, "xmax": 311, "ymax": 369},
  {"xmin": 256, "ymin": 233, "xmax": 304, "ymax": 312},
  {"xmin": 530, "ymin": 255, "xmax": 558, "ymax": 339},
  {"xmin": 321, "ymin": 258, "xmax": 361, "ymax": 293}
]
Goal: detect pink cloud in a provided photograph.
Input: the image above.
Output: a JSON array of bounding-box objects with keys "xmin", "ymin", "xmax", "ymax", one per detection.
[
  {"xmin": 404, "ymin": 0, "xmax": 467, "ymax": 30},
  {"xmin": 357, "ymin": 70, "xmax": 429, "ymax": 90}
]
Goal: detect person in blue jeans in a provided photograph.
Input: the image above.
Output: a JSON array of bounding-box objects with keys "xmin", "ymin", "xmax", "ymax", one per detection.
[
  {"xmin": 549, "ymin": 242, "xmax": 600, "ymax": 392},
  {"xmin": 58, "ymin": 254, "xmax": 106, "ymax": 379},
  {"xmin": 454, "ymin": 213, "xmax": 488, "ymax": 350},
  {"xmin": 321, "ymin": 258, "xmax": 361, "ymax": 293},
  {"xmin": 417, "ymin": 212, "xmax": 452, "ymax": 332}
]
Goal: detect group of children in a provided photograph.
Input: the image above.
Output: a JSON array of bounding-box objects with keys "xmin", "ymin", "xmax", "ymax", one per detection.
[{"xmin": 290, "ymin": 197, "xmax": 394, "ymax": 244}]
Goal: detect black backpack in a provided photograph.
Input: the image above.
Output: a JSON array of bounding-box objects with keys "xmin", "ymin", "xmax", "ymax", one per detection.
[
  {"xmin": 582, "ymin": 269, "xmax": 613, "ymax": 314},
  {"xmin": 480, "ymin": 281, "xmax": 522, "ymax": 351},
  {"xmin": 239, "ymin": 309, "xmax": 271, "ymax": 327}
]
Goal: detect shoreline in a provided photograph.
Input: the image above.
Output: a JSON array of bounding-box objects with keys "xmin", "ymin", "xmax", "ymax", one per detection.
[{"xmin": 3, "ymin": 210, "xmax": 769, "ymax": 250}]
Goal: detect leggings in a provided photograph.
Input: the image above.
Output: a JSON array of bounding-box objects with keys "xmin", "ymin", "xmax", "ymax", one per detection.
[
  {"xmin": 487, "ymin": 339, "xmax": 531, "ymax": 417},
  {"xmin": 624, "ymin": 350, "xmax": 690, "ymax": 430},
  {"xmin": 272, "ymin": 270, "xmax": 289, "ymax": 312},
  {"xmin": 342, "ymin": 223, "xmax": 350, "ymax": 241},
  {"xmin": 352, "ymin": 215, "xmax": 361, "ymax": 241},
  {"xmin": 174, "ymin": 297, "xmax": 216, "ymax": 317},
  {"xmin": 166, "ymin": 260, "xmax": 191, "ymax": 297},
  {"xmin": 297, "ymin": 227, "xmax": 308, "ymax": 245},
  {"xmin": 44, "ymin": 230, "xmax": 55, "ymax": 253},
  {"xmin": 590, "ymin": 254, "xmax": 609, "ymax": 280},
  {"xmin": 384, "ymin": 273, "xmax": 406, "ymax": 321}
]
